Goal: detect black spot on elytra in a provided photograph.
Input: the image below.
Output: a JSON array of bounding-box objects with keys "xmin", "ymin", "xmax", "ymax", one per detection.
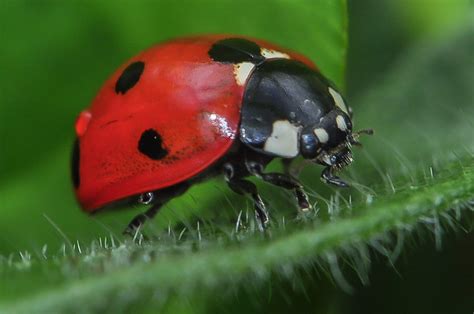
[
  {"xmin": 115, "ymin": 61, "xmax": 145, "ymax": 94},
  {"xmin": 138, "ymin": 129, "xmax": 168, "ymax": 160},
  {"xmin": 72, "ymin": 138, "xmax": 80, "ymax": 188},
  {"xmin": 208, "ymin": 38, "xmax": 264, "ymax": 64}
]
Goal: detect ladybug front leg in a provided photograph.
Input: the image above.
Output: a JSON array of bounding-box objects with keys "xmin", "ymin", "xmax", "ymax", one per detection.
[
  {"xmin": 321, "ymin": 167, "xmax": 349, "ymax": 188},
  {"xmin": 246, "ymin": 161, "xmax": 311, "ymax": 212},
  {"xmin": 224, "ymin": 163, "xmax": 269, "ymax": 230}
]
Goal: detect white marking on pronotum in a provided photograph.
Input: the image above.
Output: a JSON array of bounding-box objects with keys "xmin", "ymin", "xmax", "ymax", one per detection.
[
  {"xmin": 263, "ymin": 120, "xmax": 301, "ymax": 158},
  {"xmin": 336, "ymin": 115, "xmax": 347, "ymax": 131},
  {"xmin": 233, "ymin": 62, "xmax": 255, "ymax": 86},
  {"xmin": 260, "ymin": 48, "xmax": 290, "ymax": 59},
  {"xmin": 328, "ymin": 87, "xmax": 349, "ymax": 114},
  {"xmin": 314, "ymin": 128, "xmax": 329, "ymax": 143}
]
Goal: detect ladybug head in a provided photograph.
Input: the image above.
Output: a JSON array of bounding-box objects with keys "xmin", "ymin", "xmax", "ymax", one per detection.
[{"xmin": 301, "ymin": 109, "xmax": 373, "ymax": 171}]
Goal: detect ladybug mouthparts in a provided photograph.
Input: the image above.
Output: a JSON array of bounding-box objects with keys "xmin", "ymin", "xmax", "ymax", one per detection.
[
  {"xmin": 316, "ymin": 143, "xmax": 352, "ymax": 170},
  {"xmin": 314, "ymin": 128, "xmax": 373, "ymax": 188},
  {"xmin": 317, "ymin": 128, "xmax": 374, "ymax": 171}
]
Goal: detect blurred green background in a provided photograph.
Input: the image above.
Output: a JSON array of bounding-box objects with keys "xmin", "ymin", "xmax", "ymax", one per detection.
[{"xmin": 0, "ymin": 0, "xmax": 473, "ymax": 313}]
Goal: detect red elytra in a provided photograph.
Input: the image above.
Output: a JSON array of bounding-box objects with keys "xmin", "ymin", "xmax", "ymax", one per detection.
[{"xmin": 74, "ymin": 35, "xmax": 316, "ymax": 212}]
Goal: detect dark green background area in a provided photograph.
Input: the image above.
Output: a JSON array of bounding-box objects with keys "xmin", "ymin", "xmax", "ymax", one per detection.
[{"xmin": 0, "ymin": 0, "xmax": 473, "ymax": 313}]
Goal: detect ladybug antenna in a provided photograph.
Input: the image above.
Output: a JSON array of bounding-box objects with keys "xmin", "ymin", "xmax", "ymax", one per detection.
[
  {"xmin": 349, "ymin": 128, "xmax": 374, "ymax": 146},
  {"xmin": 356, "ymin": 128, "xmax": 374, "ymax": 135}
]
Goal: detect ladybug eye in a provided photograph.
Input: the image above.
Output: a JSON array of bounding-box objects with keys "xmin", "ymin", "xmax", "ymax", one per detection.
[{"xmin": 138, "ymin": 192, "xmax": 154, "ymax": 205}]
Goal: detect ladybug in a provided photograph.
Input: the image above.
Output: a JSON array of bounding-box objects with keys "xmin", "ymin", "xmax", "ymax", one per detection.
[{"xmin": 72, "ymin": 35, "xmax": 372, "ymax": 233}]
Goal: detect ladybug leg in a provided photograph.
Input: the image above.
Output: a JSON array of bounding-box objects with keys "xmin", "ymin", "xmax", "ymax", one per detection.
[
  {"xmin": 282, "ymin": 158, "xmax": 293, "ymax": 175},
  {"xmin": 124, "ymin": 182, "xmax": 190, "ymax": 235},
  {"xmin": 124, "ymin": 203, "xmax": 162, "ymax": 235},
  {"xmin": 224, "ymin": 163, "xmax": 269, "ymax": 230},
  {"xmin": 321, "ymin": 167, "xmax": 349, "ymax": 188},
  {"xmin": 227, "ymin": 179, "xmax": 269, "ymax": 230},
  {"xmin": 246, "ymin": 161, "xmax": 311, "ymax": 212}
]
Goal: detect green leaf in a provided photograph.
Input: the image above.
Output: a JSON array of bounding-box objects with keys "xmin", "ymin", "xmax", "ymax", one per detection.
[
  {"xmin": 1, "ymin": 17, "xmax": 473, "ymax": 313},
  {"xmin": 1, "ymin": 3, "xmax": 473, "ymax": 314},
  {"xmin": 0, "ymin": 158, "xmax": 472, "ymax": 314}
]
